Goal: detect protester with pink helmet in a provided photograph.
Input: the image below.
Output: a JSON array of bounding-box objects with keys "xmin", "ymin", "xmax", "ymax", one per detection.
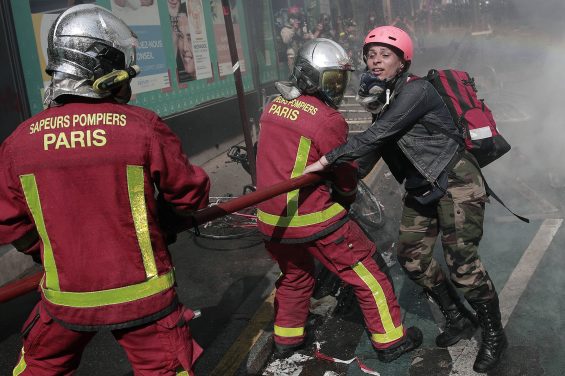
[
  {"xmin": 362, "ymin": 25, "xmax": 414, "ymax": 62},
  {"xmin": 305, "ymin": 26, "xmax": 507, "ymax": 373}
]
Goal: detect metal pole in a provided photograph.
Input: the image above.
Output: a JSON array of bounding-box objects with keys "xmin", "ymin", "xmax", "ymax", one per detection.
[{"xmin": 221, "ymin": 0, "xmax": 257, "ymax": 185}]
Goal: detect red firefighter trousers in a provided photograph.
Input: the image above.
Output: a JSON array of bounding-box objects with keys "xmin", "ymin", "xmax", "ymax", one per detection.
[
  {"xmin": 265, "ymin": 220, "xmax": 405, "ymax": 350},
  {"xmin": 13, "ymin": 303, "xmax": 202, "ymax": 375}
]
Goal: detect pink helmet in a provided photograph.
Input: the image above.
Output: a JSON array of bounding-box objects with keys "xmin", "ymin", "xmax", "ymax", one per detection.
[{"xmin": 363, "ymin": 26, "xmax": 413, "ymax": 62}]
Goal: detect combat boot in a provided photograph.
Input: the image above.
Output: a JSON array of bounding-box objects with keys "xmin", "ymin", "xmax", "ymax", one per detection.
[
  {"xmin": 426, "ymin": 280, "xmax": 478, "ymax": 347},
  {"xmin": 469, "ymin": 294, "xmax": 508, "ymax": 373},
  {"xmin": 376, "ymin": 326, "xmax": 423, "ymax": 363}
]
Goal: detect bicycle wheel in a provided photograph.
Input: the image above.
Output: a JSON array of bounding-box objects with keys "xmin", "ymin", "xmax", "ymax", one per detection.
[
  {"xmin": 190, "ymin": 197, "xmax": 259, "ymax": 240},
  {"xmin": 350, "ymin": 180, "xmax": 384, "ymax": 230}
]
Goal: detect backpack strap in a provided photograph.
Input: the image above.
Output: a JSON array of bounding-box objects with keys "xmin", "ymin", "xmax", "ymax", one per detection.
[{"xmin": 466, "ymin": 154, "xmax": 530, "ymax": 223}]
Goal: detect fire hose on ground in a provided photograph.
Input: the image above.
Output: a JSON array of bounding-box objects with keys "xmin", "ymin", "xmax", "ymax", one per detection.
[{"xmin": 0, "ymin": 173, "xmax": 323, "ymax": 303}]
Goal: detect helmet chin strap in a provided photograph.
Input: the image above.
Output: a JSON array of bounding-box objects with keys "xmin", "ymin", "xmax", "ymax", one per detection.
[{"xmin": 112, "ymin": 84, "xmax": 132, "ymax": 104}]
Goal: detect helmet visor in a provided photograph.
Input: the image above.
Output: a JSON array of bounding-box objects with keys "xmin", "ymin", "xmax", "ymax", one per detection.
[{"xmin": 320, "ymin": 69, "xmax": 350, "ymax": 107}]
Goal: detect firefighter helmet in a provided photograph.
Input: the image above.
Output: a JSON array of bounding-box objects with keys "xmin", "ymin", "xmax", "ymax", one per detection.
[
  {"xmin": 291, "ymin": 38, "xmax": 354, "ymax": 108},
  {"xmin": 44, "ymin": 4, "xmax": 138, "ymax": 105}
]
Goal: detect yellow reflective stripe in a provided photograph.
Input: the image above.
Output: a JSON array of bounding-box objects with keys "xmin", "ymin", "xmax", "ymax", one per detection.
[
  {"xmin": 258, "ymin": 136, "xmax": 346, "ymax": 228},
  {"xmin": 257, "ymin": 203, "xmax": 345, "ymax": 227},
  {"xmin": 176, "ymin": 369, "xmax": 190, "ymax": 376},
  {"xmin": 352, "ymin": 261, "xmax": 404, "ymax": 344},
  {"xmin": 127, "ymin": 165, "xmax": 157, "ymax": 279},
  {"xmin": 42, "ymin": 270, "xmax": 175, "ymax": 308},
  {"xmin": 287, "ymin": 137, "xmax": 311, "ymax": 215},
  {"xmin": 371, "ymin": 325, "xmax": 405, "ymax": 344},
  {"xmin": 12, "ymin": 347, "xmax": 26, "ymax": 375},
  {"xmin": 20, "ymin": 174, "xmax": 59, "ymax": 290},
  {"xmin": 274, "ymin": 324, "xmax": 304, "ymax": 338}
]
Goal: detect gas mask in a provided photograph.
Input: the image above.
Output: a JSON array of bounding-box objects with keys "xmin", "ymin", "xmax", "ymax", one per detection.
[{"xmin": 356, "ymin": 71, "xmax": 391, "ymax": 114}]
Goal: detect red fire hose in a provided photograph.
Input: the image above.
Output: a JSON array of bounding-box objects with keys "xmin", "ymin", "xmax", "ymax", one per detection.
[{"xmin": 0, "ymin": 173, "xmax": 323, "ymax": 303}]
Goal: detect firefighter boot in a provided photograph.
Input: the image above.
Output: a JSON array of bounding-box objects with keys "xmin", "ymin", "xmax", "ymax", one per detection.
[
  {"xmin": 469, "ymin": 294, "xmax": 508, "ymax": 373},
  {"xmin": 273, "ymin": 341, "xmax": 305, "ymax": 359},
  {"xmin": 426, "ymin": 280, "xmax": 478, "ymax": 347},
  {"xmin": 376, "ymin": 326, "xmax": 423, "ymax": 363}
]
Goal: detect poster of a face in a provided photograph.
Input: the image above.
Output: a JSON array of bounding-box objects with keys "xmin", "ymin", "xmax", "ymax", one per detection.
[
  {"xmin": 170, "ymin": 0, "xmax": 212, "ymax": 83},
  {"xmin": 175, "ymin": 8, "xmax": 196, "ymax": 82}
]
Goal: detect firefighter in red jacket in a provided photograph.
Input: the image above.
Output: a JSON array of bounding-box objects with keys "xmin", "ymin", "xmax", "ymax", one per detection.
[
  {"xmin": 0, "ymin": 5, "xmax": 209, "ymax": 375},
  {"xmin": 256, "ymin": 38, "xmax": 422, "ymax": 362}
]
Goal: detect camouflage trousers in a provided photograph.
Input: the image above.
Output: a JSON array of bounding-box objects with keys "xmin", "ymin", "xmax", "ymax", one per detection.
[{"xmin": 397, "ymin": 153, "xmax": 496, "ymax": 302}]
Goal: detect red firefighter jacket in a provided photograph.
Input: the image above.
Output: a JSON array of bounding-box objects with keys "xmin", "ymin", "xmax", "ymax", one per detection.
[
  {"xmin": 0, "ymin": 100, "xmax": 210, "ymax": 329},
  {"xmin": 256, "ymin": 94, "xmax": 357, "ymax": 242}
]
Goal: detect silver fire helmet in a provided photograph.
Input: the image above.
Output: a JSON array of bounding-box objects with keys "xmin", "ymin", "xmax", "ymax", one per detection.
[
  {"xmin": 291, "ymin": 38, "xmax": 354, "ymax": 108},
  {"xmin": 43, "ymin": 4, "xmax": 138, "ymax": 106}
]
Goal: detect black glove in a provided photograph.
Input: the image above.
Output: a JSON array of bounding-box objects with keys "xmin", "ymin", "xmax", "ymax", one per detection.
[
  {"xmin": 156, "ymin": 194, "xmax": 181, "ymax": 245},
  {"xmin": 12, "ymin": 229, "xmax": 42, "ymax": 264},
  {"xmin": 330, "ymin": 183, "xmax": 357, "ymax": 211},
  {"xmin": 358, "ymin": 71, "xmax": 387, "ymax": 97}
]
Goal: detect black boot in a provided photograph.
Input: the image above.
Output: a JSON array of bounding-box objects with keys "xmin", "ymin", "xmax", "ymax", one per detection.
[
  {"xmin": 273, "ymin": 341, "xmax": 305, "ymax": 359},
  {"xmin": 376, "ymin": 326, "xmax": 423, "ymax": 363},
  {"xmin": 426, "ymin": 280, "xmax": 478, "ymax": 347},
  {"xmin": 470, "ymin": 294, "xmax": 508, "ymax": 373}
]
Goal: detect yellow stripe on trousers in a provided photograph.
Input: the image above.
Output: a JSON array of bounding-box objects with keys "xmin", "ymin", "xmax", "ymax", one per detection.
[{"xmin": 352, "ymin": 261, "xmax": 404, "ymax": 344}]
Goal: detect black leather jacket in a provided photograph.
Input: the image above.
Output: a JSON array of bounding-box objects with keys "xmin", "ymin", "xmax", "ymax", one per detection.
[{"xmin": 326, "ymin": 72, "xmax": 462, "ymax": 185}]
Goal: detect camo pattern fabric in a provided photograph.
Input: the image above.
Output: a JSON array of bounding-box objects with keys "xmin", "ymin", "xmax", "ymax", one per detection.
[{"xmin": 397, "ymin": 153, "xmax": 496, "ymax": 302}]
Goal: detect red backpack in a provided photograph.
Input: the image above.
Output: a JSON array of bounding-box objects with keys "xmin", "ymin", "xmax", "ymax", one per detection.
[
  {"xmin": 424, "ymin": 69, "xmax": 528, "ymax": 222},
  {"xmin": 426, "ymin": 69, "xmax": 511, "ymax": 167}
]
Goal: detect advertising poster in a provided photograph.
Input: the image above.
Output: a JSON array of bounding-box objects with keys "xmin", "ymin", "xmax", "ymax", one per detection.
[
  {"xmin": 111, "ymin": 0, "xmax": 171, "ymax": 94},
  {"xmin": 30, "ymin": 1, "xmax": 97, "ymax": 95},
  {"xmin": 167, "ymin": 0, "xmax": 212, "ymax": 83},
  {"xmin": 210, "ymin": 0, "xmax": 246, "ymax": 77}
]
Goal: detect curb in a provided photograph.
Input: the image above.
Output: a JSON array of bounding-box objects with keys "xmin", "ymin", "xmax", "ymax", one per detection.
[
  {"xmin": 239, "ymin": 327, "xmax": 274, "ymax": 375},
  {"xmin": 195, "ymin": 264, "xmax": 280, "ymax": 376}
]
